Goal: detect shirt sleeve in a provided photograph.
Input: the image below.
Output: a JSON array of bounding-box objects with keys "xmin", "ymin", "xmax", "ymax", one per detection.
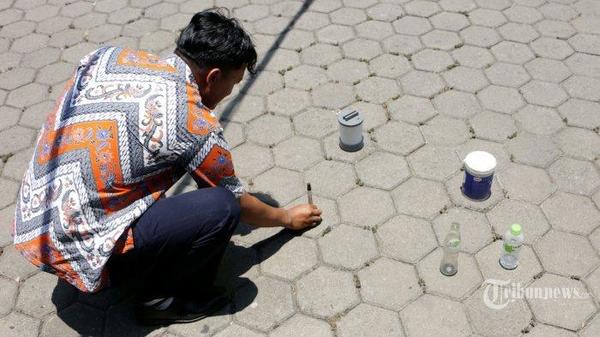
[{"xmin": 185, "ymin": 130, "xmax": 245, "ymax": 198}]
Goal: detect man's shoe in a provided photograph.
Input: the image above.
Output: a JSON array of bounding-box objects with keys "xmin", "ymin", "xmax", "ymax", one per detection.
[{"xmin": 135, "ymin": 293, "xmax": 229, "ymax": 325}]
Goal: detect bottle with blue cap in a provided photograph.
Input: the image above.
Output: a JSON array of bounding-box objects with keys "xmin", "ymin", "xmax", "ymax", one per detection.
[{"xmin": 499, "ymin": 224, "xmax": 524, "ymax": 270}]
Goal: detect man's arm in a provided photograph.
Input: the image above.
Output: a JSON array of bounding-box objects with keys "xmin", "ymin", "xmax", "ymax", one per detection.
[{"xmin": 239, "ymin": 192, "xmax": 322, "ymax": 231}]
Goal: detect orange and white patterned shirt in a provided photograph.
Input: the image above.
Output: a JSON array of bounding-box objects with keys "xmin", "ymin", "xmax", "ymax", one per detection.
[{"xmin": 12, "ymin": 47, "xmax": 244, "ymax": 292}]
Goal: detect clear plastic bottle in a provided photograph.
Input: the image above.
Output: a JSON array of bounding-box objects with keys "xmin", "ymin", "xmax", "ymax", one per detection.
[
  {"xmin": 499, "ymin": 224, "xmax": 524, "ymax": 270},
  {"xmin": 440, "ymin": 222, "xmax": 461, "ymax": 276}
]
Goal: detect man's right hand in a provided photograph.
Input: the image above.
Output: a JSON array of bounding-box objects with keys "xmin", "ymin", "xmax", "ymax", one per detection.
[{"xmin": 284, "ymin": 204, "xmax": 322, "ymax": 231}]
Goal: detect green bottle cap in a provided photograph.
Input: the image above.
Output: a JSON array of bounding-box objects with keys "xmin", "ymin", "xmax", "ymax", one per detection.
[{"xmin": 511, "ymin": 224, "xmax": 522, "ymax": 236}]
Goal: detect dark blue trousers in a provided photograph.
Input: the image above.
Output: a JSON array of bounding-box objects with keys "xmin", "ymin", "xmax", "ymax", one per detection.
[{"xmin": 108, "ymin": 187, "xmax": 241, "ymax": 299}]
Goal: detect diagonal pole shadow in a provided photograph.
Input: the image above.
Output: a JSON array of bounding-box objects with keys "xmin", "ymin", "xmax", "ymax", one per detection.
[
  {"xmin": 171, "ymin": 0, "xmax": 315, "ymax": 195},
  {"xmin": 218, "ymin": 0, "xmax": 315, "ymax": 127}
]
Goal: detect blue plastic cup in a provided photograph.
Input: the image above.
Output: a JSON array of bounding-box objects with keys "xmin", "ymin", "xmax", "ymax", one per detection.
[{"xmin": 461, "ymin": 151, "xmax": 497, "ymax": 201}]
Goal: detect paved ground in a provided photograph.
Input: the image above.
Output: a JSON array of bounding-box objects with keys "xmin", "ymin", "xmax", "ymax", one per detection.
[{"xmin": 1, "ymin": 0, "xmax": 600, "ymax": 336}]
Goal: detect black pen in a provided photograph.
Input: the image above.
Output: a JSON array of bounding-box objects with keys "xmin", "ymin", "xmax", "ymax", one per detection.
[{"xmin": 307, "ymin": 183, "xmax": 313, "ymax": 205}]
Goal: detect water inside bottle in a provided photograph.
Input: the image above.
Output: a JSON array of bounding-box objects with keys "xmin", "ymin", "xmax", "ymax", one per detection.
[{"xmin": 440, "ymin": 263, "xmax": 457, "ymax": 276}]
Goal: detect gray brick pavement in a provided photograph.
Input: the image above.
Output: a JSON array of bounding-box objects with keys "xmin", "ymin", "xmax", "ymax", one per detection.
[{"xmin": 1, "ymin": 0, "xmax": 600, "ymax": 336}]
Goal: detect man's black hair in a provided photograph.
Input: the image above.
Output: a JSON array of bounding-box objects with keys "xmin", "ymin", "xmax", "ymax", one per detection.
[{"xmin": 176, "ymin": 9, "xmax": 257, "ymax": 74}]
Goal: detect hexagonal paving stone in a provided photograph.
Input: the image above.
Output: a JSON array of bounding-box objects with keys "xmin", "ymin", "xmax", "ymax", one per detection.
[
  {"xmin": 336, "ymin": 303, "xmax": 404, "ymax": 337},
  {"xmin": 273, "ymin": 136, "xmax": 322, "ymax": 171},
  {"xmin": 284, "ymin": 65, "xmax": 328, "ymax": 91},
  {"xmin": 537, "ymin": 19, "xmax": 576, "ymax": 39},
  {"xmin": 392, "ymin": 177, "xmax": 451, "ymax": 220},
  {"xmin": 401, "ymin": 294, "xmax": 472, "ymax": 337},
  {"xmin": 0, "ymin": 277, "xmax": 17, "ymax": 316},
  {"xmin": 400, "ymin": 70, "xmax": 446, "ymax": 98},
  {"xmin": 234, "ymin": 276, "xmax": 295, "ymax": 331},
  {"xmin": 305, "ymin": 160, "xmax": 356, "ymax": 199},
  {"xmin": 293, "ymin": 107, "xmax": 337, "ymax": 139},
  {"xmin": 270, "ymin": 314, "xmax": 333, "ymax": 337},
  {"xmin": 513, "ymin": 105, "xmax": 564, "ymax": 135},
  {"xmin": 476, "ymin": 242, "xmax": 542, "ymax": 285},
  {"xmin": 356, "ymin": 152, "xmax": 410, "ymax": 190},
  {"xmin": 413, "ymin": 49, "xmax": 454, "ymax": 73},
  {"xmin": 498, "ymin": 164, "xmax": 555, "ymax": 204},
  {"xmin": 6, "ymin": 83, "xmax": 48, "ymax": 109},
  {"xmin": 311, "ymin": 82, "xmax": 354, "ymax": 109},
  {"xmin": 504, "ymin": 38, "xmax": 553, "ymax": 62},
  {"xmin": 279, "ymin": 29, "xmax": 315, "ymax": 50},
  {"xmin": 39, "ymin": 303, "xmax": 104, "ymax": 337},
  {"xmin": 548, "ymin": 157, "xmax": 600, "ymax": 196},
  {"xmin": 520, "ymin": 80, "xmax": 568, "ymax": 108},
  {"xmin": 418, "ymin": 248, "xmax": 483, "ymax": 300},
  {"xmin": 445, "ymin": 172, "xmax": 505, "ymax": 211},
  {"xmin": 430, "ymin": 12, "xmax": 469, "ymax": 31},
  {"xmin": 433, "ymin": 90, "xmax": 481, "ymax": 119},
  {"xmin": 526, "ymin": 274, "xmax": 596, "ymax": 331},
  {"xmin": 388, "ymin": 95, "xmax": 437, "ymax": 125},
  {"xmin": 329, "ymin": 7, "xmax": 367, "ymax": 26},
  {"xmin": 358, "ymin": 257, "xmax": 420, "ymax": 311},
  {"xmin": 0, "ymin": 178, "xmax": 20, "ymax": 208},
  {"xmin": 374, "ymin": 121, "xmax": 424, "ymax": 155},
  {"xmin": 470, "ymin": 111, "xmax": 516, "ymax": 142},
  {"xmin": 355, "ymin": 77, "xmax": 400, "ymax": 104},
  {"xmin": 356, "ymin": 20, "xmax": 394, "ymax": 40},
  {"xmin": 477, "ymin": 85, "xmax": 524, "ymax": 114},
  {"xmin": 460, "ymin": 26, "xmax": 501, "ymax": 48},
  {"xmin": 563, "ymin": 75, "xmax": 600, "ymax": 101},
  {"xmin": 0, "ymin": 106, "xmax": 21, "ymax": 131},
  {"xmin": 377, "ymin": 214, "xmax": 437, "ymax": 263},
  {"xmin": 525, "ymin": 58, "xmax": 572, "ymax": 83},
  {"xmin": 342, "ymin": 38, "xmax": 382, "ymax": 61},
  {"xmin": 442, "ymin": 66, "xmax": 489, "ymax": 93},
  {"xmin": 452, "ymin": 45, "xmax": 494, "ymax": 69},
  {"xmin": 464, "ymin": 287, "xmax": 532, "ymax": 337},
  {"xmin": 326, "ymin": 59, "xmax": 369, "ymax": 84},
  {"xmin": 296, "ymin": 266, "xmax": 360, "ymax": 318},
  {"xmin": 352, "ymin": 101, "xmax": 387, "ymax": 130},
  {"xmin": 531, "ymin": 37, "xmax": 574, "ymax": 60},
  {"xmin": 367, "ymin": 3, "xmax": 404, "ymax": 22},
  {"xmin": 499, "ymin": 22, "xmax": 539, "ymax": 43},
  {"xmin": 421, "ymin": 116, "xmax": 470, "ymax": 145},
  {"xmin": 485, "ymin": 62, "xmax": 531, "ymax": 88},
  {"xmin": 433, "ymin": 208, "xmax": 492, "ymax": 254},
  {"xmin": 505, "ymin": 133, "xmax": 561, "ymax": 168},
  {"xmin": 0, "ymin": 244, "xmax": 38, "ymax": 281},
  {"xmin": 558, "ymin": 98, "xmax": 600, "ymax": 129},
  {"xmin": 252, "ymin": 168, "xmax": 304, "ymax": 205},
  {"xmin": 393, "ymin": 15, "xmax": 432, "ymax": 36},
  {"xmin": 382, "ymin": 34, "xmax": 423, "ymax": 56},
  {"xmin": 0, "ymin": 67, "xmax": 35, "ymax": 91},
  {"xmin": 319, "ymin": 224, "xmax": 379, "ymax": 269},
  {"xmin": 316, "ymin": 24, "xmax": 355, "ymax": 45},
  {"xmin": 566, "ymin": 52, "xmax": 600, "ymax": 78},
  {"xmin": 504, "ymin": 5, "xmax": 542, "ymax": 24},
  {"xmin": 525, "ymin": 325, "xmax": 578, "ymax": 337},
  {"xmin": 581, "ymin": 314, "xmax": 600, "ymax": 337},
  {"xmin": 470, "ymin": 9, "xmax": 507, "ymax": 28},
  {"xmin": 0, "ymin": 312, "xmax": 40, "ymax": 337},
  {"xmin": 301, "ymin": 43, "xmax": 342, "ymax": 67},
  {"xmin": 231, "ymin": 143, "xmax": 273, "ymax": 178},
  {"xmin": 3, "ymin": 147, "xmax": 34, "ymax": 180},
  {"xmin": 535, "ymin": 230, "xmax": 600, "ymax": 277},
  {"xmin": 422, "ymin": 30, "xmax": 462, "ymax": 51},
  {"xmin": 338, "ymin": 187, "xmax": 395, "ymax": 228},
  {"xmin": 408, "ymin": 145, "xmax": 461, "ymax": 181},
  {"xmin": 369, "ymin": 53, "xmax": 411, "ymax": 79},
  {"xmin": 487, "ymin": 199, "xmax": 550, "ymax": 245},
  {"xmin": 404, "ymin": 0, "xmax": 441, "ymax": 17},
  {"xmin": 16, "ymin": 272, "xmax": 76, "ymax": 318},
  {"xmin": 556, "ymin": 127, "xmax": 600, "ymax": 161},
  {"xmin": 541, "ymin": 192, "xmax": 600, "ymax": 235},
  {"xmin": 260, "ymin": 235, "xmax": 318, "ymax": 280}
]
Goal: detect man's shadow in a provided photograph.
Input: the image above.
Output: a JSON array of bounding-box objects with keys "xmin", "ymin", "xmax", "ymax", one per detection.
[{"xmin": 50, "ymin": 192, "xmax": 310, "ymax": 336}]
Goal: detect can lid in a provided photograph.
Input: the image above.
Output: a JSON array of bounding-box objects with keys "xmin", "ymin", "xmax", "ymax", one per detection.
[
  {"xmin": 511, "ymin": 224, "xmax": 522, "ymax": 236},
  {"xmin": 337, "ymin": 107, "xmax": 363, "ymax": 127},
  {"xmin": 464, "ymin": 151, "xmax": 497, "ymax": 176}
]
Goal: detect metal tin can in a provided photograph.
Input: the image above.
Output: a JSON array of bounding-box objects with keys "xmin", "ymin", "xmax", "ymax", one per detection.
[{"xmin": 337, "ymin": 107, "xmax": 364, "ymax": 152}]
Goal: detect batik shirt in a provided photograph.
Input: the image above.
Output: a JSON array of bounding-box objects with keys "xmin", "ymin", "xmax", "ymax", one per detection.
[{"xmin": 12, "ymin": 47, "xmax": 244, "ymax": 292}]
